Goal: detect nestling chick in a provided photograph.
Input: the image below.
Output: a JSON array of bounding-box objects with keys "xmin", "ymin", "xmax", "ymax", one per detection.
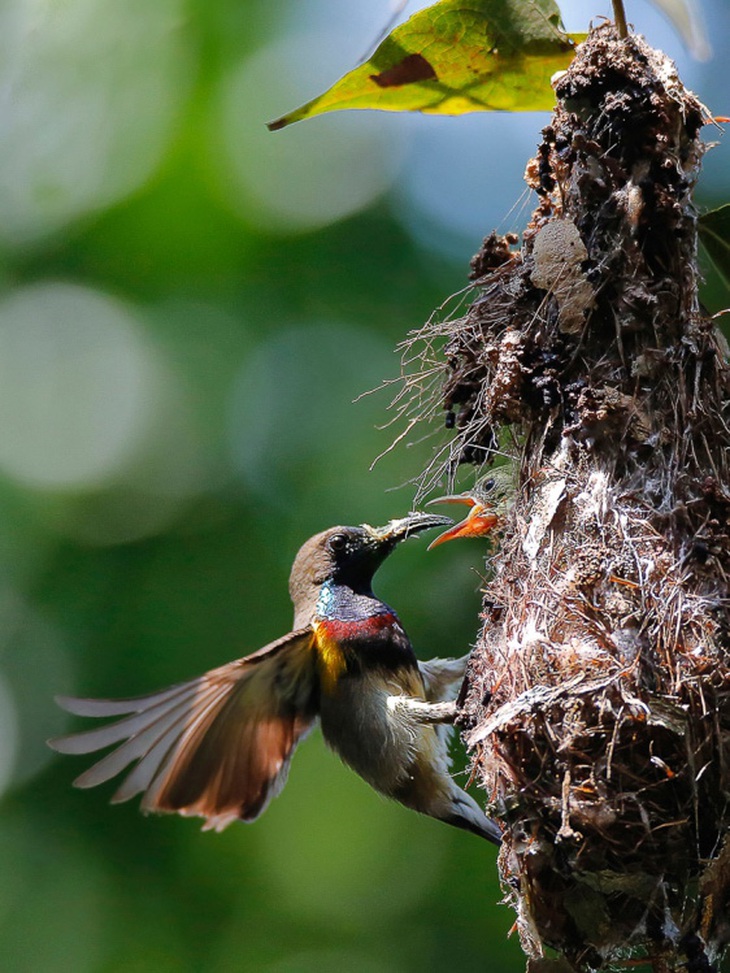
[{"xmin": 427, "ymin": 468, "xmax": 513, "ymax": 548}]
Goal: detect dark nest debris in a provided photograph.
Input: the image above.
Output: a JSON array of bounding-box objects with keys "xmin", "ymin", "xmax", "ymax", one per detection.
[{"xmin": 397, "ymin": 23, "xmax": 730, "ymax": 973}]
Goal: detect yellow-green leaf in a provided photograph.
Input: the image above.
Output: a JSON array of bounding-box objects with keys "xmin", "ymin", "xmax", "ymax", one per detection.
[
  {"xmin": 699, "ymin": 205, "xmax": 730, "ymax": 287},
  {"xmin": 268, "ymin": 0, "xmax": 585, "ymax": 131}
]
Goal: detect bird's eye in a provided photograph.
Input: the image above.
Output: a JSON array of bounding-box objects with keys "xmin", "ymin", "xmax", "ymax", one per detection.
[{"xmin": 328, "ymin": 533, "xmax": 348, "ymax": 553}]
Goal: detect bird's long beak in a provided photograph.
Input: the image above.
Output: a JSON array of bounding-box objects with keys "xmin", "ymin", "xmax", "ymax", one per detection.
[
  {"xmin": 425, "ymin": 494, "xmax": 500, "ymax": 549},
  {"xmin": 368, "ymin": 511, "xmax": 454, "ymax": 546}
]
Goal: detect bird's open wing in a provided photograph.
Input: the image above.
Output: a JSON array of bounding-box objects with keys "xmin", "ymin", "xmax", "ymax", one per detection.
[{"xmin": 49, "ymin": 628, "xmax": 318, "ymax": 831}]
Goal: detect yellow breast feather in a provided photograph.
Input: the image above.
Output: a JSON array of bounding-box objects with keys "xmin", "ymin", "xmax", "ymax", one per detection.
[{"xmin": 312, "ymin": 620, "xmax": 348, "ymax": 694}]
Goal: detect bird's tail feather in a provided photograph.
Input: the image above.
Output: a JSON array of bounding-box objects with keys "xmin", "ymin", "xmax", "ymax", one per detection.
[{"xmin": 442, "ymin": 787, "xmax": 502, "ymax": 844}]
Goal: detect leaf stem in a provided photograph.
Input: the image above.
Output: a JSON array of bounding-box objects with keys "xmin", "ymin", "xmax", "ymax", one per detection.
[{"xmin": 612, "ymin": 0, "xmax": 628, "ymax": 39}]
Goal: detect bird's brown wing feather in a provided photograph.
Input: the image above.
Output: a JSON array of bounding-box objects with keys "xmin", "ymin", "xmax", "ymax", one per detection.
[{"xmin": 49, "ymin": 628, "xmax": 318, "ymax": 831}]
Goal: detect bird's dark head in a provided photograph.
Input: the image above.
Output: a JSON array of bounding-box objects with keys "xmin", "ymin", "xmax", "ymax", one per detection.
[{"xmin": 289, "ymin": 512, "xmax": 452, "ymax": 616}]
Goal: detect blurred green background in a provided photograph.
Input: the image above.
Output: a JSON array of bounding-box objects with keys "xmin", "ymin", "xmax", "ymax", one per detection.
[{"xmin": 0, "ymin": 0, "xmax": 727, "ymax": 970}]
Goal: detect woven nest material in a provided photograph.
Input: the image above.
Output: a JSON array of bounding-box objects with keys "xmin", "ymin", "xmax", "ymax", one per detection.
[{"xmin": 405, "ymin": 23, "xmax": 730, "ymax": 973}]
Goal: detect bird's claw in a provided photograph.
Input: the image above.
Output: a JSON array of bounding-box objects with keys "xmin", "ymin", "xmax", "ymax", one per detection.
[{"xmin": 386, "ymin": 696, "xmax": 458, "ymax": 724}]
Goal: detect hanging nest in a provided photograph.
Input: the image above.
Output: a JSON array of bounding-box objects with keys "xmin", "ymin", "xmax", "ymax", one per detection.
[{"xmin": 405, "ymin": 23, "xmax": 730, "ymax": 973}]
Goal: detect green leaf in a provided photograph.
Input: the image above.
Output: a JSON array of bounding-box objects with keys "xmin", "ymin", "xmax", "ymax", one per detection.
[
  {"xmin": 268, "ymin": 0, "xmax": 585, "ymax": 131},
  {"xmin": 699, "ymin": 205, "xmax": 730, "ymax": 286}
]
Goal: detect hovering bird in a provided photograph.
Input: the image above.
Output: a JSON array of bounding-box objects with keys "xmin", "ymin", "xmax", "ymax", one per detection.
[
  {"xmin": 50, "ymin": 512, "xmax": 501, "ymax": 844},
  {"xmin": 427, "ymin": 469, "xmax": 513, "ymax": 549}
]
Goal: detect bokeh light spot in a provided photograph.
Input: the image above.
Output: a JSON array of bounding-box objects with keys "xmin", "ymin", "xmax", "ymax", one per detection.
[
  {"xmin": 0, "ymin": 282, "xmax": 157, "ymax": 490},
  {"xmin": 0, "ymin": 0, "xmax": 189, "ymax": 246},
  {"xmin": 213, "ymin": 32, "xmax": 408, "ymax": 233},
  {"xmin": 393, "ymin": 113, "xmax": 538, "ymax": 260}
]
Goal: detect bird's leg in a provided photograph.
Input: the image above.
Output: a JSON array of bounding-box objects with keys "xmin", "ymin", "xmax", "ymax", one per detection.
[{"xmin": 386, "ymin": 696, "xmax": 457, "ymax": 724}]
